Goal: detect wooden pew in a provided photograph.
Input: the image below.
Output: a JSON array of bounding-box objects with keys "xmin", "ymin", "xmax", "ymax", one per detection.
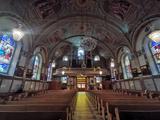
[
  {"xmin": 0, "ymin": 104, "xmax": 70, "ymax": 120},
  {"xmin": 0, "ymin": 90, "xmax": 77, "ymax": 120},
  {"xmin": 0, "ymin": 90, "xmax": 47, "ymax": 104},
  {"xmin": 106, "ymin": 102, "xmax": 160, "ymax": 120},
  {"xmin": 87, "ymin": 90, "xmax": 160, "ymax": 120}
]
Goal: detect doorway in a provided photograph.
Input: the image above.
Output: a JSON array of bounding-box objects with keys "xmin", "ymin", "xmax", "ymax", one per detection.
[{"xmin": 77, "ymin": 75, "xmax": 86, "ymax": 91}]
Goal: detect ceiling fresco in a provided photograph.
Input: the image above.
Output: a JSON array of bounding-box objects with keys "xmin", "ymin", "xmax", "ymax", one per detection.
[{"xmin": 1, "ymin": 0, "xmax": 160, "ymax": 59}]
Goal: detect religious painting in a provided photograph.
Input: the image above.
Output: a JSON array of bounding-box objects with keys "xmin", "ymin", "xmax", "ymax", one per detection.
[{"xmin": 0, "ymin": 32, "xmax": 16, "ymax": 73}]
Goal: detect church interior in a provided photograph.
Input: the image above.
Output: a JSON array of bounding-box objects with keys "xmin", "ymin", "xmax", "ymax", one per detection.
[{"xmin": 0, "ymin": 0, "xmax": 160, "ymax": 120}]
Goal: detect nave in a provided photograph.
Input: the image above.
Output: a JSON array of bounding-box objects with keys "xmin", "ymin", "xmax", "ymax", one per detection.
[
  {"xmin": 1, "ymin": 0, "xmax": 160, "ymax": 120},
  {"xmin": 0, "ymin": 89, "xmax": 160, "ymax": 120}
]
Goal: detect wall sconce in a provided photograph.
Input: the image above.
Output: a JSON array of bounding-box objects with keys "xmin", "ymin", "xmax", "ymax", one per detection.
[
  {"xmin": 110, "ymin": 62, "xmax": 115, "ymax": 68},
  {"xmin": 62, "ymin": 70, "xmax": 65, "ymax": 75},
  {"xmin": 63, "ymin": 56, "xmax": 68, "ymax": 61},
  {"xmin": 52, "ymin": 62, "xmax": 56, "ymax": 68},
  {"xmin": 99, "ymin": 70, "xmax": 102, "ymax": 75},
  {"xmin": 94, "ymin": 55, "xmax": 100, "ymax": 61}
]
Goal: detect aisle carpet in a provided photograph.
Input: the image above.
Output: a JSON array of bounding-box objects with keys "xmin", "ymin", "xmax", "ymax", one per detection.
[{"xmin": 73, "ymin": 92, "xmax": 103, "ymax": 120}]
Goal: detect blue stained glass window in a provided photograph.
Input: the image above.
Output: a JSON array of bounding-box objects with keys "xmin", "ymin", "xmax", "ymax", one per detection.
[
  {"xmin": 32, "ymin": 56, "xmax": 40, "ymax": 80},
  {"xmin": 32, "ymin": 53, "xmax": 42, "ymax": 80},
  {"xmin": 0, "ymin": 32, "xmax": 16, "ymax": 73},
  {"xmin": 151, "ymin": 41, "xmax": 157, "ymax": 47},
  {"xmin": 150, "ymin": 41, "xmax": 160, "ymax": 71}
]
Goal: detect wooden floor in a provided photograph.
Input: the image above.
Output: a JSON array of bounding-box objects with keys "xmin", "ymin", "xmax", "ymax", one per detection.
[{"xmin": 73, "ymin": 92, "xmax": 102, "ymax": 120}]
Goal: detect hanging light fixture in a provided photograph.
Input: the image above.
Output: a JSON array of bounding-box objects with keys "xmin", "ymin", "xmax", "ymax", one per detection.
[
  {"xmin": 12, "ymin": 24, "xmax": 24, "ymax": 41},
  {"xmin": 148, "ymin": 30, "xmax": 160, "ymax": 43},
  {"xmin": 63, "ymin": 56, "xmax": 68, "ymax": 61},
  {"xmin": 12, "ymin": 28, "xmax": 24, "ymax": 41},
  {"xmin": 80, "ymin": 36, "xmax": 97, "ymax": 51},
  {"xmin": 79, "ymin": 6, "xmax": 97, "ymax": 52}
]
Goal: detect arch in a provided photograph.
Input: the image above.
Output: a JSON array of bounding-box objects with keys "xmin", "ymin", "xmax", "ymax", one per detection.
[
  {"xmin": 132, "ymin": 14, "xmax": 160, "ymax": 49},
  {"xmin": 34, "ymin": 15, "xmax": 129, "ymax": 59},
  {"xmin": 117, "ymin": 46, "xmax": 133, "ymax": 79},
  {"xmin": 0, "ymin": 13, "xmax": 34, "ymax": 77},
  {"xmin": 142, "ymin": 34, "xmax": 160, "ymax": 75},
  {"xmin": 49, "ymin": 35, "xmax": 115, "ymax": 61},
  {"xmin": 29, "ymin": 46, "xmax": 48, "ymax": 80},
  {"xmin": 135, "ymin": 18, "xmax": 160, "ymax": 75}
]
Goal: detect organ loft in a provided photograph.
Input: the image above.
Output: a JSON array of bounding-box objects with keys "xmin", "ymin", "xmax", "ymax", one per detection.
[{"xmin": 0, "ymin": 0, "xmax": 160, "ymax": 120}]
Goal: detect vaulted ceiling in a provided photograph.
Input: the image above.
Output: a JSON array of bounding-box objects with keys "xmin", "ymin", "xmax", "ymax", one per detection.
[{"xmin": 1, "ymin": 0, "xmax": 160, "ymax": 60}]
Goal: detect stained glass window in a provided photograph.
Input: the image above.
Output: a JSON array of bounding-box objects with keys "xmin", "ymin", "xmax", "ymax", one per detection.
[
  {"xmin": 124, "ymin": 55, "xmax": 132, "ymax": 79},
  {"xmin": 121, "ymin": 54, "xmax": 132, "ymax": 79},
  {"xmin": 150, "ymin": 41, "xmax": 160, "ymax": 71},
  {"xmin": 61, "ymin": 76, "xmax": 67, "ymax": 83},
  {"xmin": 78, "ymin": 47, "xmax": 84, "ymax": 60},
  {"xmin": 32, "ymin": 54, "xmax": 42, "ymax": 80},
  {"xmin": 47, "ymin": 63, "xmax": 52, "ymax": 81},
  {"xmin": 0, "ymin": 32, "xmax": 16, "ymax": 73}
]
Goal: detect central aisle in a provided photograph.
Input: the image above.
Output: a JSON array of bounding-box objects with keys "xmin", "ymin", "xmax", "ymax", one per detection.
[{"xmin": 73, "ymin": 92, "xmax": 103, "ymax": 120}]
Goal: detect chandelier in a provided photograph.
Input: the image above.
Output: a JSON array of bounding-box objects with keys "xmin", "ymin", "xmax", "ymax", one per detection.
[{"xmin": 80, "ymin": 37, "xmax": 97, "ymax": 51}]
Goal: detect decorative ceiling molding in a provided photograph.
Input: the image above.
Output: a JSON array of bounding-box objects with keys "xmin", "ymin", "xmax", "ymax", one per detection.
[{"xmin": 1, "ymin": 0, "xmax": 160, "ymax": 64}]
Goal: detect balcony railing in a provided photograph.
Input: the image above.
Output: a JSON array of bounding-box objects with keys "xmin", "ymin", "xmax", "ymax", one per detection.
[{"xmin": 53, "ymin": 68, "xmax": 109, "ymax": 76}]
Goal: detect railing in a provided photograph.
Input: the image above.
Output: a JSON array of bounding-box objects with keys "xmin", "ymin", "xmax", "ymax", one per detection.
[
  {"xmin": 53, "ymin": 68, "xmax": 108, "ymax": 76},
  {"xmin": 112, "ymin": 75, "xmax": 160, "ymax": 92},
  {"xmin": 0, "ymin": 75, "xmax": 49, "ymax": 94}
]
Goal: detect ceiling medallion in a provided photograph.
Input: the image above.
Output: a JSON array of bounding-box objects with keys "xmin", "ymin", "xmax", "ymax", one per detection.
[
  {"xmin": 101, "ymin": 0, "xmax": 131, "ymax": 20},
  {"xmin": 80, "ymin": 37, "xmax": 97, "ymax": 51},
  {"xmin": 76, "ymin": 0, "xmax": 89, "ymax": 7},
  {"xmin": 33, "ymin": 0, "xmax": 62, "ymax": 19}
]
